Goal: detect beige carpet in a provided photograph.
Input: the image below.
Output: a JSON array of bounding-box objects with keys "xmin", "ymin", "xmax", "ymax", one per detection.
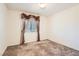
[{"xmin": 3, "ymin": 39, "xmax": 79, "ymax": 56}]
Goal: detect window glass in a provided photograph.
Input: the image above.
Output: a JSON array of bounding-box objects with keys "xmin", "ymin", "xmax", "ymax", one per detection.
[{"xmin": 25, "ymin": 18, "xmax": 37, "ymax": 32}]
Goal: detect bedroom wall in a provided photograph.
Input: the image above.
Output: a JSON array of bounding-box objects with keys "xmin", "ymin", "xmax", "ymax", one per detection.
[
  {"xmin": 49, "ymin": 5, "xmax": 79, "ymax": 50},
  {"xmin": 0, "ymin": 4, "xmax": 8, "ymax": 55},
  {"xmin": 7, "ymin": 10, "xmax": 49, "ymax": 46}
]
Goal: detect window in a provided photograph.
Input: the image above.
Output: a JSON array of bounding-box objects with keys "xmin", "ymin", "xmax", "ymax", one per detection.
[{"xmin": 25, "ymin": 18, "xmax": 37, "ymax": 32}]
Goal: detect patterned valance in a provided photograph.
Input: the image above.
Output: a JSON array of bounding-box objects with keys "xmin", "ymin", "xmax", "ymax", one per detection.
[{"xmin": 21, "ymin": 13, "xmax": 40, "ymax": 21}]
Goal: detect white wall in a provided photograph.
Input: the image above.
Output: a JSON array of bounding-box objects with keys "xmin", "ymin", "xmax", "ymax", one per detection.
[
  {"xmin": 49, "ymin": 5, "xmax": 79, "ymax": 50},
  {"xmin": 7, "ymin": 10, "xmax": 49, "ymax": 46},
  {"xmin": 0, "ymin": 4, "xmax": 8, "ymax": 55}
]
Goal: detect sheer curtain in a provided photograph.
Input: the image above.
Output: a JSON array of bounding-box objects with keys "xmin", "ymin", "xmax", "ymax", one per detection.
[
  {"xmin": 25, "ymin": 18, "xmax": 37, "ymax": 32},
  {"xmin": 24, "ymin": 18, "xmax": 37, "ymax": 43}
]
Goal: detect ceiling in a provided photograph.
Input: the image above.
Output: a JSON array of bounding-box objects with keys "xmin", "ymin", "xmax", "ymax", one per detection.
[{"xmin": 6, "ymin": 3, "xmax": 79, "ymax": 16}]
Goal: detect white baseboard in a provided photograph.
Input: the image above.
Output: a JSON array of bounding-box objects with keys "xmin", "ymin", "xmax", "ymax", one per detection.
[{"xmin": 0, "ymin": 46, "xmax": 7, "ymax": 56}]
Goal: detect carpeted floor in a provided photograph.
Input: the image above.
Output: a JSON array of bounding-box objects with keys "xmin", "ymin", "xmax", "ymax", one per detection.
[{"xmin": 3, "ymin": 39, "xmax": 79, "ymax": 56}]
